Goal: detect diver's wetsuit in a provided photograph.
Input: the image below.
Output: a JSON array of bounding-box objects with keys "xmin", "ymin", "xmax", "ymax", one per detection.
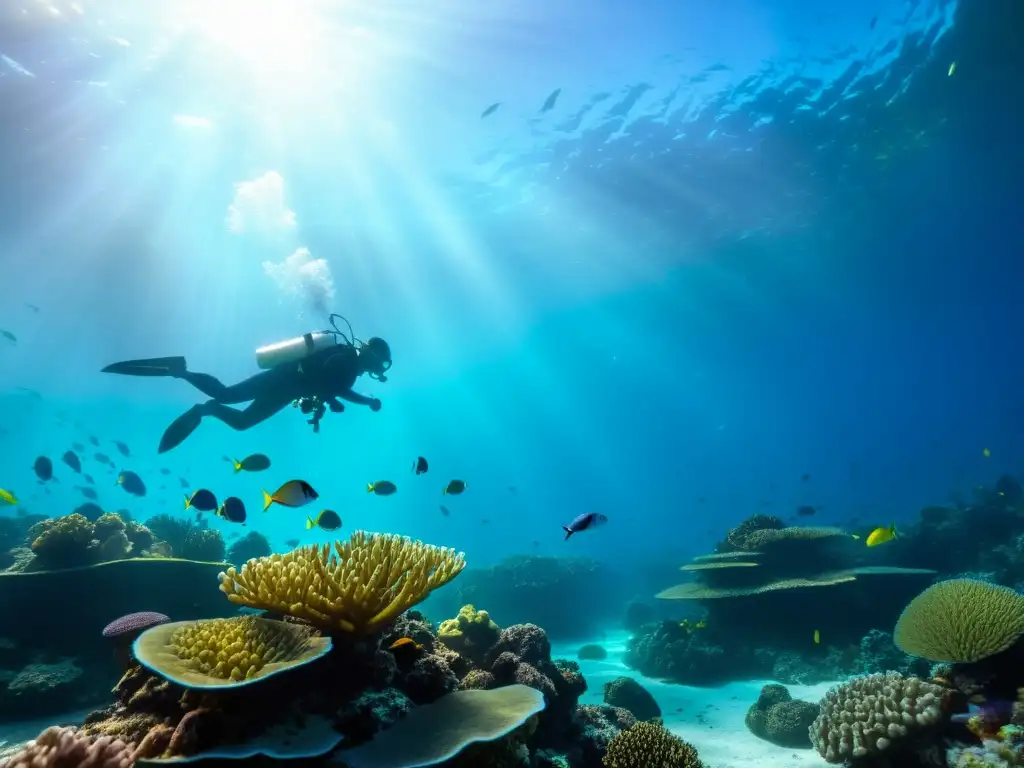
[{"xmin": 102, "ymin": 345, "xmax": 379, "ymax": 453}]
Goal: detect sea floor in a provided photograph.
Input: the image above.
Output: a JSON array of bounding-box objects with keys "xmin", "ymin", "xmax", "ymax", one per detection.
[{"xmin": 552, "ymin": 631, "xmax": 835, "ymax": 768}]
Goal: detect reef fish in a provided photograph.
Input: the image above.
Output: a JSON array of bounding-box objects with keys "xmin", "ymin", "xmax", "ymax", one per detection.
[
  {"xmin": 562, "ymin": 512, "xmax": 608, "ymax": 540},
  {"xmin": 306, "ymin": 509, "xmax": 342, "ymax": 531},
  {"xmin": 866, "ymin": 522, "xmax": 898, "ymax": 547},
  {"xmin": 367, "ymin": 481, "xmax": 397, "ymax": 496},
  {"xmin": 0, "ymin": 488, "xmax": 18, "ymax": 505},
  {"xmin": 113, "ymin": 441, "xmax": 131, "ymax": 457},
  {"xmin": 232, "ymin": 453, "xmax": 271, "ymax": 473},
  {"xmin": 797, "ymin": 505, "xmax": 817, "ymax": 517},
  {"xmin": 442, "ymin": 479, "xmax": 467, "ymax": 495},
  {"xmin": 412, "ymin": 456, "xmax": 428, "ymax": 475},
  {"xmin": 117, "ymin": 471, "xmax": 147, "ymax": 497},
  {"xmin": 440, "ymin": 505, "xmax": 451, "ymax": 517},
  {"xmin": 480, "ymin": 102, "xmax": 501, "ymax": 119},
  {"xmin": 78, "ymin": 486, "xmax": 98, "ymax": 500},
  {"xmin": 62, "ymin": 451, "xmax": 82, "ymax": 473},
  {"xmin": 185, "ymin": 489, "xmax": 218, "ymax": 512},
  {"xmin": 263, "ymin": 480, "xmax": 319, "ymax": 511},
  {"xmin": 33, "ymin": 456, "xmax": 53, "ymax": 482},
  {"xmin": 1, "ymin": 329, "xmax": 16, "ymax": 343},
  {"xmin": 216, "ymin": 496, "xmax": 247, "ymax": 524}
]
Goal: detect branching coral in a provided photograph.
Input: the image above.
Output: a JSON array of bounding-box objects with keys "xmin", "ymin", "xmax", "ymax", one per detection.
[
  {"xmin": 809, "ymin": 672, "xmax": 944, "ymax": 763},
  {"xmin": 218, "ymin": 532, "xmax": 466, "ymax": 634},
  {"xmin": 603, "ymin": 721, "xmax": 703, "ymax": 767},
  {"xmin": 133, "ymin": 616, "xmax": 332, "ymax": 687},
  {"xmin": 894, "ymin": 579, "xmax": 1024, "ymax": 663}
]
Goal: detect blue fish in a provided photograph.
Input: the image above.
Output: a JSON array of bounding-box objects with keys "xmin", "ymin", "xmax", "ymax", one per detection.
[{"xmin": 562, "ymin": 512, "xmax": 608, "ymax": 540}]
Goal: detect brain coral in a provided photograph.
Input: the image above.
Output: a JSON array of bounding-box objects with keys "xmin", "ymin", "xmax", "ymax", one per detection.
[
  {"xmin": 603, "ymin": 721, "xmax": 703, "ymax": 768},
  {"xmin": 133, "ymin": 616, "xmax": 332, "ymax": 688},
  {"xmin": 809, "ymin": 672, "xmax": 944, "ymax": 763},
  {"xmin": 218, "ymin": 531, "xmax": 465, "ymax": 634},
  {"xmin": 893, "ymin": 578, "xmax": 1024, "ymax": 663}
]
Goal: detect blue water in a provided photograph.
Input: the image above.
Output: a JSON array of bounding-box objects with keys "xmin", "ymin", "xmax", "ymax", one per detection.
[{"xmin": 0, "ymin": 0, "xmax": 1020, "ymax": 577}]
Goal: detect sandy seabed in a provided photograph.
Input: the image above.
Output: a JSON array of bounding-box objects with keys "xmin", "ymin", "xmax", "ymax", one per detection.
[{"xmin": 553, "ymin": 631, "xmax": 837, "ymax": 768}]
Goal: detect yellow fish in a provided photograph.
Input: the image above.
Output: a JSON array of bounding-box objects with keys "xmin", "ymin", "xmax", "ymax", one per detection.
[
  {"xmin": 0, "ymin": 488, "xmax": 17, "ymax": 505},
  {"xmin": 866, "ymin": 522, "xmax": 898, "ymax": 547},
  {"xmin": 813, "ymin": 629, "xmax": 820, "ymax": 645},
  {"xmin": 983, "ymin": 447, "xmax": 991, "ymax": 457}
]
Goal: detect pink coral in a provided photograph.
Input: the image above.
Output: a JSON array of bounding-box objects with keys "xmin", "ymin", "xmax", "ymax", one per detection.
[
  {"xmin": 6, "ymin": 726, "xmax": 135, "ymax": 768},
  {"xmin": 102, "ymin": 612, "xmax": 169, "ymax": 640}
]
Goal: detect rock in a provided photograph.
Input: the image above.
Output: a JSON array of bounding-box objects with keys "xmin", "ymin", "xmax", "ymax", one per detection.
[
  {"xmin": 603, "ymin": 677, "xmax": 661, "ymax": 721},
  {"xmin": 744, "ymin": 683, "xmax": 818, "ymax": 748}
]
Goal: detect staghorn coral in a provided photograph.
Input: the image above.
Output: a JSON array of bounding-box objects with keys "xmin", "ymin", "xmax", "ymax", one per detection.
[
  {"xmin": 809, "ymin": 672, "xmax": 944, "ymax": 763},
  {"xmin": 438, "ymin": 604, "xmax": 501, "ymax": 664},
  {"xmin": 133, "ymin": 616, "xmax": 332, "ymax": 687},
  {"xmin": 218, "ymin": 532, "xmax": 466, "ymax": 634},
  {"xmin": 603, "ymin": 721, "xmax": 703, "ymax": 768},
  {"xmin": 894, "ymin": 578, "xmax": 1024, "ymax": 663},
  {"xmin": 5, "ymin": 726, "xmax": 136, "ymax": 768}
]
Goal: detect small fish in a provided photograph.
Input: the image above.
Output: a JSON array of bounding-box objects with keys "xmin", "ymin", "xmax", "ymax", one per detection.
[
  {"xmin": 159, "ymin": 468, "xmax": 171, "ymax": 475},
  {"xmin": 540, "ymin": 88, "xmax": 561, "ymax": 112},
  {"xmin": 813, "ymin": 629, "xmax": 820, "ymax": 644},
  {"xmin": 113, "ymin": 441, "xmax": 131, "ymax": 457},
  {"xmin": 179, "ymin": 477, "xmax": 190, "ymax": 489},
  {"xmin": 94, "ymin": 452, "xmax": 113, "ymax": 466},
  {"xmin": 367, "ymin": 481, "xmax": 397, "ymax": 496},
  {"xmin": 412, "ymin": 456, "xmax": 429, "ymax": 475},
  {"xmin": 233, "ymin": 453, "xmax": 271, "ymax": 473},
  {"xmin": 84, "ymin": 474, "xmax": 94, "ymax": 485},
  {"xmin": 32, "ymin": 456, "xmax": 53, "ymax": 482},
  {"xmin": 79, "ymin": 486, "xmax": 99, "ymax": 501},
  {"xmin": 216, "ymin": 496, "xmax": 247, "ymax": 524},
  {"xmin": 440, "ymin": 505, "xmax": 451, "ymax": 517},
  {"xmin": 0, "ymin": 488, "xmax": 18, "ymax": 505},
  {"xmin": 71, "ymin": 442, "xmax": 85, "ymax": 452},
  {"xmin": 869, "ymin": 15, "xmax": 877, "ymax": 29},
  {"xmin": 185, "ymin": 489, "xmax": 218, "ymax": 512},
  {"xmin": 443, "ymin": 479, "xmax": 467, "ymax": 495},
  {"xmin": 116, "ymin": 471, "xmax": 147, "ymax": 497},
  {"xmin": 306, "ymin": 509, "xmax": 342, "ymax": 531},
  {"xmin": 948, "ymin": 61, "xmax": 957, "ymax": 77},
  {"xmin": 480, "ymin": 102, "xmax": 501, "ymax": 119},
  {"xmin": 508, "ymin": 486, "xmax": 517, "ymax": 493},
  {"xmin": 983, "ymin": 447, "xmax": 991, "ymax": 457},
  {"xmin": 284, "ymin": 538, "xmax": 300, "ymax": 548},
  {"xmin": 263, "ymin": 480, "xmax": 319, "ymax": 511},
  {"xmin": 797, "ymin": 505, "xmax": 816, "ymax": 517},
  {"xmin": 89, "ymin": 435, "xmax": 100, "ymax": 447},
  {"xmin": 801, "ymin": 473, "xmax": 810, "ymax": 482},
  {"xmin": 562, "ymin": 512, "xmax": 608, "ymax": 540},
  {"xmin": 62, "ymin": 451, "xmax": 82, "ymax": 473},
  {"xmin": 388, "ymin": 637, "xmax": 423, "ymax": 651},
  {"xmin": 866, "ymin": 522, "xmax": 898, "ymax": 547},
  {"xmin": 1, "ymin": 329, "xmax": 17, "ymax": 343}
]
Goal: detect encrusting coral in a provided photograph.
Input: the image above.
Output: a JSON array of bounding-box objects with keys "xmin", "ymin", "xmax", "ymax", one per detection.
[
  {"xmin": 894, "ymin": 578, "xmax": 1024, "ymax": 663},
  {"xmin": 809, "ymin": 671, "xmax": 945, "ymax": 764},
  {"xmin": 132, "ymin": 616, "xmax": 332, "ymax": 687},
  {"xmin": 602, "ymin": 721, "xmax": 703, "ymax": 767},
  {"xmin": 218, "ymin": 532, "xmax": 466, "ymax": 634}
]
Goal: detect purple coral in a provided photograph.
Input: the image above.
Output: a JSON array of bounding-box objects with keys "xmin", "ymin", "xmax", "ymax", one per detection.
[{"xmin": 102, "ymin": 612, "xmax": 169, "ymax": 641}]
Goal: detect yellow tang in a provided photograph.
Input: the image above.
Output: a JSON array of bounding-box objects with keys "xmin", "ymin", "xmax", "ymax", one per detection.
[
  {"xmin": 0, "ymin": 488, "xmax": 17, "ymax": 505},
  {"xmin": 813, "ymin": 629, "xmax": 820, "ymax": 645},
  {"xmin": 866, "ymin": 521, "xmax": 898, "ymax": 547}
]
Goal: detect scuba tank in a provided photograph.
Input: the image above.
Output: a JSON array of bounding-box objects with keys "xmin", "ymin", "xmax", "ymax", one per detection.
[{"xmin": 255, "ymin": 332, "xmax": 338, "ymax": 370}]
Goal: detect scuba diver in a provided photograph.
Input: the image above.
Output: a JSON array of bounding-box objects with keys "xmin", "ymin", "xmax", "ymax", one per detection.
[{"xmin": 102, "ymin": 315, "xmax": 391, "ymax": 453}]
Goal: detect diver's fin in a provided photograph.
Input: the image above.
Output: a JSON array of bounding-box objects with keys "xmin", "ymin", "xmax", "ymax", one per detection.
[
  {"xmin": 103, "ymin": 356, "xmax": 187, "ymax": 377},
  {"xmin": 158, "ymin": 405, "xmax": 203, "ymax": 454}
]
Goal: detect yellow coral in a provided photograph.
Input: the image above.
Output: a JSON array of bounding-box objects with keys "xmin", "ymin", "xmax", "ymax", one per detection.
[
  {"xmin": 218, "ymin": 531, "xmax": 466, "ymax": 634},
  {"xmin": 133, "ymin": 616, "xmax": 331, "ymax": 688},
  {"xmin": 439, "ymin": 604, "xmax": 499, "ymax": 639},
  {"xmin": 603, "ymin": 721, "xmax": 703, "ymax": 768},
  {"xmin": 894, "ymin": 579, "xmax": 1024, "ymax": 663}
]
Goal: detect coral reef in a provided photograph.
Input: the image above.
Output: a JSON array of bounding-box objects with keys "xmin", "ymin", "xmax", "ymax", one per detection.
[
  {"xmin": 143, "ymin": 515, "xmax": 225, "ymax": 562},
  {"xmin": 6, "ymin": 513, "xmax": 158, "ymax": 572},
  {"xmin": 603, "ymin": 677, "xmax": 661, "ymax": 722},
  {"xmin": 226, "ymin": 530, "xmax": 271, "ymax": 565},
  {"xmin": 6, "ymin": 726, "xmax": 136, "ymax": 768},
  {"xmin": 3, "ymin": 660, "xmax": 92, "ymax": 719},
  {"xmin": 438, "ymin": 604, "xmax": 502, "ymax": 664},
  {"xmin": 133, "ymin": 616, "xmax": 332, "ymax": 687},
  {"xmin": 578, "ymin": 644, "xmax": 608, "ymax": 661},
  {"xmin": 219, "ymin": 533, "xmax": 466, "ymax": 634},
  {"xmin": 602, "ymin": 721, "xmax": 703, "ymax": 768},
  {"xmin": 810, "ymin": 672, "xmax": 945, "ymax": 764},
  {"xmin": 894, "ymin": 578, "xmax": 1024, "ymax": 663},
  {"xmin": 744, "ymin": 683, "xmax": 818, "ymax": 748}
]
